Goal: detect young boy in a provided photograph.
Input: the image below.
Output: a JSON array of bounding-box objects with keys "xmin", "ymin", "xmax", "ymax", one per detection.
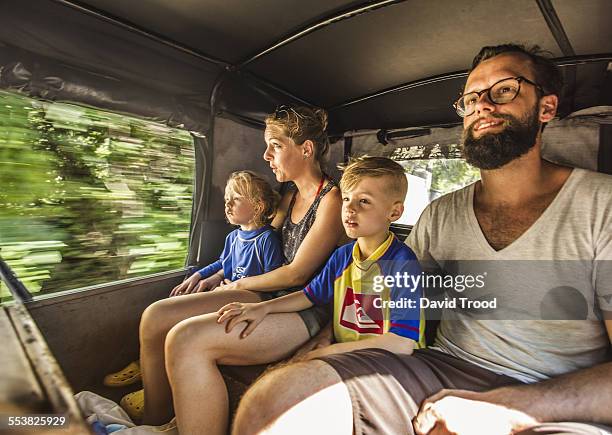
[{"xmin": 217, "ymin": 156, "xmax": 425, "ymax": 357}]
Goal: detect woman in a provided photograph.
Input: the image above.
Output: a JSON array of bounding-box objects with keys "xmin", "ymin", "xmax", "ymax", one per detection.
[{"xmin": 132, "ymin": 106, "xmax": 344, "ymax": 433}]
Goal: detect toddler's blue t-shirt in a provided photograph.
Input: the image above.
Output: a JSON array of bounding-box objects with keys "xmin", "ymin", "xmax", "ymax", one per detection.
[{"xmin": 197, "ymin": 225, "xmax": 284, "ymax": 281}]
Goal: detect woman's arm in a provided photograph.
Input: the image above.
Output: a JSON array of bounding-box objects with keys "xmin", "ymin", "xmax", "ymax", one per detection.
[{"xmin": 223, "ymin": 188, "xmax": 344, "ymax": 292}]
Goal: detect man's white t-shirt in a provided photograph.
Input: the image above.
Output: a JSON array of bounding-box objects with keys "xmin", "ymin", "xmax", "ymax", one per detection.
[{"xmin": 406, "ymin": 168, "xmax": 612, "ymax": 383}]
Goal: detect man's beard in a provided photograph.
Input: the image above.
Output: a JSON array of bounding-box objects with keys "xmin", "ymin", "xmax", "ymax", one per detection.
[{"xmin": 462, "ymin": 108, "xmax": 541, "ymax": 170}]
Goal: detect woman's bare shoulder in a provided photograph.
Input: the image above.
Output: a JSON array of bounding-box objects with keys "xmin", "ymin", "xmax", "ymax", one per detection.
[{"xmin": 319, "ymin": 184, "xmax": 341, "ymax": 209}]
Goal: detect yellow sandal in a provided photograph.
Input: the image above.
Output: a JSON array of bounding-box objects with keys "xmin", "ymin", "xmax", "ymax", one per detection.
[
  {"xmin": 104, "ymin": 360, "xmax": 142, "ymax": 387},
  {"xmin": 120, "ymin": 389, "xmax": 144, "ymax": 422}
]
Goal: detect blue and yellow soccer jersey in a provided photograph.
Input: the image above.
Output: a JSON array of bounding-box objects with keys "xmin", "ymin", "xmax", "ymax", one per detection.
[{"xmin": 304, "ymin": 233, "xmax": 425, "ymax": 347}]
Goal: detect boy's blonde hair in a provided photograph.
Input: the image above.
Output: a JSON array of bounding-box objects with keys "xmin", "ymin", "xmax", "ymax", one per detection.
[
  {"xmin": 339, "ymin": 156, "xmax": 408, "ymax": 201},
  {"xmin": 226, "ymin": 171, "xmax": 280, "ymax": 226}
]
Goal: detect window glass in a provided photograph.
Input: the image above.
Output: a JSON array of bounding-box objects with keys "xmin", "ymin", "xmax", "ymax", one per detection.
[
  {"xmin": 392, "ymin": 144, "xmax": 480, "ymax": 226},
  {"xmin": 0, "ymin": 90, "xmax": 195, "ymax": 302}
]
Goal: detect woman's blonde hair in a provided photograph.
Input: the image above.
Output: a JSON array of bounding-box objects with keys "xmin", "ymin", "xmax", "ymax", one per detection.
[
  {"xmin": 265, "ymin": 106, "xmax": 330, "ymax": 165},
  {"xmin": 226, "ymin": 171, "xmax": 280, "ymax": 226}
]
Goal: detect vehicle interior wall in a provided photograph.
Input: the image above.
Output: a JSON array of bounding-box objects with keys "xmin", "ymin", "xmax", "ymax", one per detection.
[
  {"xmin": 0, "ymin": 308, "xmax": 46, "ymax": 411},
  {"xmin": 26, "ymin": 272, "xmax": 184, "ymax": 394},
  {"xmin": 1, "ymin": 1, "xmax": 221, "ymax": 304},
  {"xmin": 1, "ymin": 303, "xmax": 90, "ymax": 431}
]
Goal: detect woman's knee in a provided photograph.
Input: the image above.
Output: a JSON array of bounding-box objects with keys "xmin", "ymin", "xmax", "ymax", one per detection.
[
  {"xmin": 140, "ymin": 299, "xmax": 174, "ymax": 344},
  {"xmin": 164, "ymin": 315, "xmax": 220, "ymax": 364}
]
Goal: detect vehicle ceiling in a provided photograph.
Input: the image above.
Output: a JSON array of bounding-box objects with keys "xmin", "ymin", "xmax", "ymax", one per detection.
[{"xmin": 1, "ymin": 0, "xmax": 611, "ymax": 135}]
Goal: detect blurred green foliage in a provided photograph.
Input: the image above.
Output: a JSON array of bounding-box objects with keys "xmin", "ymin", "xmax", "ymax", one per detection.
[
  {"xmin": 0, "ymin": 90, "xmax": 195, "ymax": 302},
  {"xmin": 402, "ymin": 158, "xmax": 480, "ymax": 199}
]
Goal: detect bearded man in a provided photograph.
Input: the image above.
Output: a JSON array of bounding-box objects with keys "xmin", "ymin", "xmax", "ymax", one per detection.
[{"xmin": 231, "ymin": 44, "xmax": 612, "ymax": 435}]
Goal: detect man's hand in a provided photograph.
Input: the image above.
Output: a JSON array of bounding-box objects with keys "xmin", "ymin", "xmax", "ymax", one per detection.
[
  {"xmin": 217, "ymin": 301, "xmax": 270, "ymax": 338},
  {"xmin": 170, "ymin": 272, "xmax": 223, "ymax": 296},
  {"xmin": 413, "ymin": 389, "xmax": 538, "ymax": 435}
]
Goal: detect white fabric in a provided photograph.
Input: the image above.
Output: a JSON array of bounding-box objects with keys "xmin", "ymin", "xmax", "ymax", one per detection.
[{"xmin": 75, "ymin": 391, "xmax": 178, "ymax": 434}]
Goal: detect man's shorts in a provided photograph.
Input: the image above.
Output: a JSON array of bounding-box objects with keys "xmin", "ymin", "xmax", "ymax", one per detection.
[
  {"xmin": 259, "ymin": 289, "xmax": 331, "ymax": 337},
  {"xmin": 317, "ymin": 348, "xmax": 612, "ymax": 435}
]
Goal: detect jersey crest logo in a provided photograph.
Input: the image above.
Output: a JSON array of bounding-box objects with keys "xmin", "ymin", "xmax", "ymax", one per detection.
[
  {"xmin": 233, "ymin": 266, "xmax": 247, "ymax": 280},
  {"xmin": 339, "ymin": 287, "xmax": 384, "ymax": 334}
]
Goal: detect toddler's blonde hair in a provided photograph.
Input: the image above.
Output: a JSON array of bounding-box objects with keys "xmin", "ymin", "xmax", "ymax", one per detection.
[{"xmin": 226, "ymin": 171, "xmax": 280, "ymax": 226}]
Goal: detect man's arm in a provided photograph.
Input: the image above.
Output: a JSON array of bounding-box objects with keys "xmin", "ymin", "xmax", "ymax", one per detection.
[{"xmin": 415, "ymin": 319, "xmax": 612, "ymax": 434}]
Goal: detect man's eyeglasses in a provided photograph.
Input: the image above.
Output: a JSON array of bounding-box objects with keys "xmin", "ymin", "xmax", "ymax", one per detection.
[
  {"xmin": 453, "ymin": 76, "xmax": 543, "ymax": 118},
  {"xmin": 274, "ymin": 105, "xmax": 304, "ymax": 120}
]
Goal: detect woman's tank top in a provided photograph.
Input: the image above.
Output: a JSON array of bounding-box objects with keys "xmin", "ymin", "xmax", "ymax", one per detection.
[{"xmin": 281, "ymin": 179, "xmax": 336, "ymax": 264}]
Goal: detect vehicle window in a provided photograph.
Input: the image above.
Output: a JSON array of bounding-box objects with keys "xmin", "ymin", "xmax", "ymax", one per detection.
[
  {"xmin": 392, "ymin": 144, "xmax": 480, "ymax": 226},
  {"xmin": 0, "ymin": 90, "xmax": 195, "ymax": 302}
]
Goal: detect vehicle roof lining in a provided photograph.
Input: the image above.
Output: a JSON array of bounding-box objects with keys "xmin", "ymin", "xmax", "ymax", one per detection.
[
  {"xmin": 53, "ymin": 0, "xmax": 230, "ymax": 68},
  {"xmin": 235, "ymin": 0, "xmax": 403, "ymax": 68},
  {"xmin": 72, "ymin": 0, "xmax": 372, "ymax": 65},
  {"xmin": 1, "ymin": 0, "xmax": 610, "ymax": 135}
]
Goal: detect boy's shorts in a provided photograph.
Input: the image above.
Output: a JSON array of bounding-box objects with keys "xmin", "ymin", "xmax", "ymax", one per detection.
[{"xmin": 259, "ymin": 289, "xmax": 331, "ymax": 337}]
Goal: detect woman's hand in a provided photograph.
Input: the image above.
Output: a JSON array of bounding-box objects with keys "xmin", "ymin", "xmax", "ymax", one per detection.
[
  {"xmin": 170, "ymin": 272, "xmax": 223, "ymax": 296},
  {"xmin": 217, "ymin": 301, "xmax": 270, "ymax": 338},
  {"xmin": 217, "ymin": 278, "xmax": 242, "ymax": 291}
]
